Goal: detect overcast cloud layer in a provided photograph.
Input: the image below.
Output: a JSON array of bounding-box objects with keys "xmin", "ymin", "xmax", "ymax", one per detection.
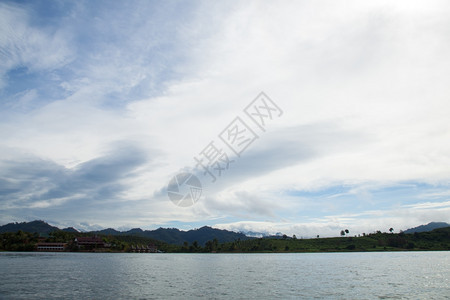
[{"xmin": 1, "ymin": 0, "xmax": 449, "ymax": 236}]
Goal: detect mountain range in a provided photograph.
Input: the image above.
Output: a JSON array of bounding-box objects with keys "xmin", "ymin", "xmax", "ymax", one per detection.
[
  {"xmin": 403, "ymin": 222, "xmax": 450, "ymax": 234},
  {"xmin": 1, "ymin": 220, "xmax": 449, "ymax": 245},
  {"xmin": 0, "ymin": 220, "xmax": 250, "ymax": 245}
]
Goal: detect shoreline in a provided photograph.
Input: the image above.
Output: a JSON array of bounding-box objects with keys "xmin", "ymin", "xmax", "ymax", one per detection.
[{"xmin": 2, "ymin": 249, "xmax": 450, "ymax": 254}]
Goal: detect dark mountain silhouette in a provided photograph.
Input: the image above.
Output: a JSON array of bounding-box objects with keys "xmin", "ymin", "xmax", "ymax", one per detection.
[
  {"xmin": 62, "ymin": 227, "xmax": 79, "ymax": 233},
  {"xmin": 96, "ymin": 228, "xmax": 121, "ymax": 235},
  {"xmin": 185, "ymin": 226, "xmax": 249, "ymax": 245},
  {"xmin": 95, "ymin": 226, "xmax": 251, "ymax": 245},
  {"xmin": 403, "ymin": 222, "xmax": 450, "ymax": 234},
  {"xmin": 0, "ymin": 220, "xmax": 251, "ymax": 245},
  {"xmin": 0, "ymin": 220, "xmax": 58, "ymax": 234},
  {"xmin": 127, "ymin": 228, "xmax": 145, "ymax": 235}
]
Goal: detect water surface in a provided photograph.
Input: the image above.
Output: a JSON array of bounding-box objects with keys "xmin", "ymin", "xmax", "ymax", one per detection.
[{"xmin": 1, "ymin": 251, "xmax": 449, "ymax": 299}]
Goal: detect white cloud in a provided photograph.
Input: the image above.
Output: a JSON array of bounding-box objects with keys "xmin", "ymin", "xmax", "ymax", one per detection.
[
  {"xmin": 215, "ymin": 200, "xmax": 450, "ymax": 237},
  {"xmin": 0, "ymin": 3, "xmax": 74, "ymax": 88},
  {"xmin": 1, "ymin": 1, "xmax": 450, "ymax": 233}
]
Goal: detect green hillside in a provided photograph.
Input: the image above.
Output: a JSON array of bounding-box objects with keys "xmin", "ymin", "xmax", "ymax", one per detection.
[{"xmin": 218, "ymin": 227, "xmax": 450, "ymax": 252}]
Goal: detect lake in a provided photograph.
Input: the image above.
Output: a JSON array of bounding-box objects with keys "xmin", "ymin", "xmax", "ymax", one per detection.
[{"xmin": 0, "ymin": 251, "xmax": 449, "ymax": 299}]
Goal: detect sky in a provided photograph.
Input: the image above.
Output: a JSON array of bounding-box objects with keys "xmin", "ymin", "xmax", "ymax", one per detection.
[{"xmin": 1, "ymin": 0, "xmax": 450, "ymax": 237}]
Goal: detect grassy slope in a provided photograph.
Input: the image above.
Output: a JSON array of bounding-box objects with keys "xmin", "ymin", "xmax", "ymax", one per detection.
[{"xmin": 218, "ymin": 227, "xmax": 450, "ymax": 253}]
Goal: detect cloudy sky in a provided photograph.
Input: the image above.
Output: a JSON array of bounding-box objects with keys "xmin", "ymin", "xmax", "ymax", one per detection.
[{"xmin": 1, "ymin": 0, "xmax": 449, "ymax": 237}]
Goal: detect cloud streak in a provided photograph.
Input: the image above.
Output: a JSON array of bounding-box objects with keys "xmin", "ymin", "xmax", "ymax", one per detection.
[{"xmin": 1, "ymin": 1, "xmax": 450, "ymax": 234}]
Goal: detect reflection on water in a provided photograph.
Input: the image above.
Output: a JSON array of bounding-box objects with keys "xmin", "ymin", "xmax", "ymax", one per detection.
[{"xmin": 1, "ymin": 251, "xmax": 449, "ymax": 299}]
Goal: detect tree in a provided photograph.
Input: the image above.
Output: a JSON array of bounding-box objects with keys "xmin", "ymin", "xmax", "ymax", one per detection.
[
  {"xmin": 229, "ymin": 242, "xmax": 237, "ymax": 251},
  {"xmin": 389, "ymin": 228, "xmax": 394, "ymax": 234},
  {"xmin": 316, "ymin": 235, "xmax": 320, "ymax": 239},
  {"xmin": 205, "ymin": 241, "xmax": 212, "ymax": 252},
  {"xmin": 205, "ymin": 239, "xmax": 219, "ymax": 252},
  {"xmin": 292, "ymin": 234, "xmax": 297, "ymax": 240},
  {"xmin": 182, "ymin": 241, "xmax": 188, "ymax": 251},
  {"xmin": 340, "ymin": 230, "xmax": 345, "ymax": 237},
  {"xmin": 388, "ymin": 236, "xmax": 406, "ymax": 248},
  {"xmin": 345, "ymin": 229, "xmax": 349, "ymax": 235}
]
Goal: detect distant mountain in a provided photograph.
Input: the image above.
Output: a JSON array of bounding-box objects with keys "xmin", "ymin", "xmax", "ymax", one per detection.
[
  {"xmin": 0, "ymin": 220, "xmax": 59, "ymax": 234},
  {"xmin": 184, "ymin": 226, "xmax": 250, "ymax": 245},
  {"xmin": 95, "ymin": 226, "xmax": 251, "ymax": 245},
  {"xmin": 138, "ymin": 228, "xmax": 185, "ymax": 245},
  {"xmin": 62, "ymin": 227, "xmax": 79, "ymax": 233},
  {"xmin": 96, "ymin": 228, "xmax": 121, "ymax": 235},
  {"xmin": 403, "ymin": 222, "xmax": 450, "ymax": 234},
  {"xmin": 0, "ymin": 220, "xmax": 250, "ymax": 245},
  {"xmin": 127, "ymin": 228, "xmax": 145, "ymax": 235}
]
